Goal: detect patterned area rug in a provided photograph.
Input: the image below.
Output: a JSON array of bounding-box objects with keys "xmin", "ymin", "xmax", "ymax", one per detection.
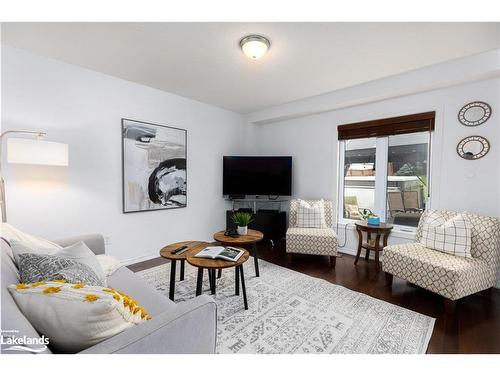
[{"xmin": 137, "ymin": 258, "xmax": 435, "ymax": 354}]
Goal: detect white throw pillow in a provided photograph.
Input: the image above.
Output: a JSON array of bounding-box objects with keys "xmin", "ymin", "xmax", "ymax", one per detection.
[
  {"xmin": 296, "ymin": 199, "xmax": 327, "ymax": 228},
  {"xmin": 8, "ymin": 281, "xmax": 151, "ymax": 353},
  {"xmin": 96, "ymin": 255, "xmax": 123, "ymax": 277},
  {"xmin": 1, "ymin": 223, "xmax": 116, "ymax": 279},
  {"xmin": 1, "ymin": 223, "xmax": 61, "ymax": 261},
  {"xmin": 419, "ymin": 212, "xmax": 472, "ymax": 258}
]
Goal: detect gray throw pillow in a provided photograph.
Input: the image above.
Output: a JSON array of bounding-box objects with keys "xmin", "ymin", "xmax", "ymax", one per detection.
[
  {"xmin": 11, "ymin": 240, "xmax": 106, "ymax": 286},
  {"xmin": 18, "ymin": 253, "xmax": 104, "ymax": 286}
]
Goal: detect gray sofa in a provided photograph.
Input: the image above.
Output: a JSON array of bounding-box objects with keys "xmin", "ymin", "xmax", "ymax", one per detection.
[{"xmin": 1, "ymin": 234, "xmax": 217, "ymax": 354}]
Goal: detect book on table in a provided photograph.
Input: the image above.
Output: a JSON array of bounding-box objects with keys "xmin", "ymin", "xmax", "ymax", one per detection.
[{"xmin": 195, "ymin": 246, "xmax": 244, "ymax": 262}]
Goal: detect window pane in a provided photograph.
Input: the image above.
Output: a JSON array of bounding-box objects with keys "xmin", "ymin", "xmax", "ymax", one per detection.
[
  {"xmin": 343, "ymin": 138, "xmax": 376, "ymax": 220},
  {"xmin": 386, "ymin": 133, "xmax": 428, "ymax": 227}
]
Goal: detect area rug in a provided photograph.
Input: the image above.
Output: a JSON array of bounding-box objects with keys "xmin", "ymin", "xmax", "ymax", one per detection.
[{"xmin": 137, "ymin": 258, "xmax": 435, "ymax": 354}]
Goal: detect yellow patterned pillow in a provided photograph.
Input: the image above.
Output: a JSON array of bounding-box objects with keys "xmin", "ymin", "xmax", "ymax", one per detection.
[{"xmin": 8, "ymin": 281, "xmax": 151, "ymax": 353}]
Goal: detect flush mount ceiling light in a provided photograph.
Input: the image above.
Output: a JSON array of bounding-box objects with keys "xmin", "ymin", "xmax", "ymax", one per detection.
[{"xmin": 239, "ymin": 35, "xmax": 270, "ymax": 60}]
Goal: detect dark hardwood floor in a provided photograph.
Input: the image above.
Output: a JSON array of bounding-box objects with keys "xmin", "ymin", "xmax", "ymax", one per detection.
[{"xmin": 128, "ymin": 240, "xmax": 500, "ymax": 354}]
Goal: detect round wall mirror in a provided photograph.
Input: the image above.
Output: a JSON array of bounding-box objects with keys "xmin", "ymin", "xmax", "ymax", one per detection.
[
  {"xmin": 458, "ymin": 101, "xmax": 491, "ymax": 126},
  {"xmin": 456, "ymin": 136, "xmax": 490, "ymax": 160}
]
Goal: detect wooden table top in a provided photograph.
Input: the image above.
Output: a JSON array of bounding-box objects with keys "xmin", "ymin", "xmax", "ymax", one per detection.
[
  {"xmin": 186, "ymin": 248, "xmax": 250, "ymax": 269},
  {"xmin": 213, "ymin": 229, "xmax": 264, "ymax": 245},
  {"xmin": 355, "ymin": 220, "xmax": 394, "ymax": 231},
  {"xmin": 159, "ymin": 241, "xmax": 210, "ymax": 260}
]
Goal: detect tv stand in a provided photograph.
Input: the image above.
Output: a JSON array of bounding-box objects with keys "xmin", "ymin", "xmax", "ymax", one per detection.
[
  {"xmin": 225, "ymin": 198, "xmax": 288, "ymax": 242},
  {"xmin": 226, "ymin": 197, "xmax": 288, "ymax": 214}
]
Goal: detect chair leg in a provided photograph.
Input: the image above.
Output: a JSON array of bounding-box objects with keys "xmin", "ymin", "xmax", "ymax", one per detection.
[
  {"xmin": 384, "ymin": 272, "xmax": 393, "ymax": 287},
  {"xmin": 286, "ymin": 253, "xmax": 293, "ymax": 266},
  {"xmin": 329, "ymin": 256, "xmax": 336, "ymax": 268},
  {"xmin": 444, "ymin": 298, "xmax": 457, "ymax": 314}
]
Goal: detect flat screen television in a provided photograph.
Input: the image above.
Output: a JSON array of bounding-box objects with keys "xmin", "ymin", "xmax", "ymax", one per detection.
[{"xmin": 223, "ymin": 156, "xmax": 292, "ymax": 196}]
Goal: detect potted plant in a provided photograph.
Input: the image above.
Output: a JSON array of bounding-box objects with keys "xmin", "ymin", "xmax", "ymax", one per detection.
[
  {"xmin": 359, "ymin": 208, "xmax": 380, "ymax": 225},
  {"xmin": 231, "ymin": 212, "xmax": 253, "ymax": 236}
]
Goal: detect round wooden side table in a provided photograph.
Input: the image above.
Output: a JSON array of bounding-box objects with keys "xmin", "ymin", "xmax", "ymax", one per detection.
[
  {"xmin": 213, "ymin": 229, "xmax": 264, "ymax": 277},
  {"xmin": 187, "ymin": 249, "xmax": 250, "ymax": 310},
  {"xmin": 159, "ymin": 241, "xmax": 209, "ymax": 301},
  {"xmin": 354, "ymin": 221, "xmax": 393, "ymax": 270}
]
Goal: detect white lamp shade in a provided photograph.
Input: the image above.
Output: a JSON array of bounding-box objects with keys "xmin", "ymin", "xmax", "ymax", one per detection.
[{"xmin": 7, "ymin": 138, "xmax": 68, "ymax": 166}]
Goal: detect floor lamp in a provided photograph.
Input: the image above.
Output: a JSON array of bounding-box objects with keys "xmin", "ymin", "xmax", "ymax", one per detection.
[{"xmin": 0, "ymin": 130, "xmax": 69, "ymax": 222}]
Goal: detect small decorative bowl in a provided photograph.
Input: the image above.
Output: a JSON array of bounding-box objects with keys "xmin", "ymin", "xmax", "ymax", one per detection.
[{"xmin": 367, "ymin": 217, "xmax": 380, "ymax": 226}]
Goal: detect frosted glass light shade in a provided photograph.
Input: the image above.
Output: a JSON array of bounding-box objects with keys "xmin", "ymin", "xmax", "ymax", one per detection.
[
  {"xmin": 240, "ymin": 35, "xmax": 270, "ymax": 60},
  {"xmin": 7, "ymin": 138, "xmax": 68, "ymax": 166}
]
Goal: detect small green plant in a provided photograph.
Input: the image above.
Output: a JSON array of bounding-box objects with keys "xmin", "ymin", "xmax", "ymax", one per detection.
[
  {"xmin": 231, "ymin": 211, "xmax": 253, "ymax": 227},
  {"xmin": 358, "ymin": 208, "xmax": 376, "ymax": 220}
]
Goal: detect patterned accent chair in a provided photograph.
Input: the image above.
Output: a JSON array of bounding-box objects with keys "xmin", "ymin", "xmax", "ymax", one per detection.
[
  {"xmin": 383, "ymin": 209, "xmax": 500, "ymax": 312},
  {"xmin": 286, "ymin": 199, "xmax": 338, "ymax": 268}
]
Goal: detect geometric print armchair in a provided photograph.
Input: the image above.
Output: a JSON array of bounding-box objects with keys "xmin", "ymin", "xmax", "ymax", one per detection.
[
  {"xmin": 383, "ymin": 209, "xmax": 500, "ymax": 312},
  {"xmin": 286, "ymin": 199, "xmax": 338, "ymax": 268}
]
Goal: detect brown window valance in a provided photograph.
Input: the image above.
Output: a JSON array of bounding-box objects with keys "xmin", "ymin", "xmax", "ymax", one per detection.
[{"xmin": 337, "ymin": 111, "xmax": 435, "ymax": 140}]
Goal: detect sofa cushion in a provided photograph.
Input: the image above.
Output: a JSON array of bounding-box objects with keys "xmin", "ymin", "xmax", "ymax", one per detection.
[
  {"xmin": 107, "ymin": 267, "xmax": 175, "ymax": 317},
  {"xmin": 1, "ymin": 223, "xmax": 61, "ymax": 261},
  {"xmin": 8, "ymin": 281, "xmax": 151, "ymax": 353},
  {"xmin": 383, "ymin": 242, "xmax": 496, "ymax": 300},
  {"xmin": 96, "ymin": 255, "xmax": 122, "ymax": 277},
  {"xmin": 419, "ymin": 213, "xmax": 472, "ymax": 258},
  {"xmin": 415, "ymin": 210, "xmax": 500, "ymax": 264},
  {"xmin": 289, "ymin": 199, "xmax": 334, "ymax": 228},
  {"xmin": 296, "ymin": 199, "xmax": 326, "ymax": 228},
  {"xmin": 13, "ymin": 240, "xmax": 106, "ymax": 286},
  {"xmin": 54, "ymin": 234, "xmax": 106, "ymax": 256},
  {"xmin": 1, "ymin": 239, "xmax": 51, "ymax": 354},
  {"xmin": 2, "ymin": 239, "xmax": 19, "ymax": 284},
  {"xmin": 286, "ymin": 227, "xmax": 338, "ymax": 256}
]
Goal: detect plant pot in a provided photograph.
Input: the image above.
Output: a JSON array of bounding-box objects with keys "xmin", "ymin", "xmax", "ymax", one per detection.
[
  {"xmin": 237, "ymin": 226, "xmax": 248, "ymax": 236},
  {"xmin": 367, "ymin": 216, "xmax": 380, "ymax": 226}
]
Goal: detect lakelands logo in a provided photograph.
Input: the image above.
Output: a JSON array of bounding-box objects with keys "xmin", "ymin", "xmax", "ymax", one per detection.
[{"xmin": 1, "ymin": 329, "xmax": 49, "ymax": 353}]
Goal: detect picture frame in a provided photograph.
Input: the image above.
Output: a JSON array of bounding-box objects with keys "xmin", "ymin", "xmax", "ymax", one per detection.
[
  {"xmin": 458, "ymin": 101, "xmax": 492, "ymax": 127},
  {"xmin": 456, "ymin": 135, "xmax": 490, "ymax": 160},
  {"xmin": 121, "ymin": 118, "xmax": 187, "ymax": 213}
]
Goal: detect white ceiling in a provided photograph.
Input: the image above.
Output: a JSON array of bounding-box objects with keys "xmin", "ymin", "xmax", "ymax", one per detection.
[{"xmin": 2, "ymin": 22, "xmax": 499, "ymax": 114}]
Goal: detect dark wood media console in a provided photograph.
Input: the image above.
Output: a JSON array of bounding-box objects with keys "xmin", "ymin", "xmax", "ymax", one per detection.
[{"xmin": 225, "ymin": 210, "xmax": 287, "ymax": 242}]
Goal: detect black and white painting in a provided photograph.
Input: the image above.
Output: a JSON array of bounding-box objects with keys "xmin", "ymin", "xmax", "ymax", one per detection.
[{"xmin": 122, "ymin": 118, "xmax": 187, "ymax": 213}]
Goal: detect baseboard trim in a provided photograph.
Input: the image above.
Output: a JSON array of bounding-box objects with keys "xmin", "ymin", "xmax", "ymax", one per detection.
[{"xmin": 122, "ymin": 252, "xmax": 160, "ymax": 266}]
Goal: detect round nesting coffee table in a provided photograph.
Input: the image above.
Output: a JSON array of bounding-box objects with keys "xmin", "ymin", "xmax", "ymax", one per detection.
[
  {"xmin": 186, "ymin": 249, "xmax": 250, "ymax": 310},
  {"xmin": 354, "ymin": 221, "xmax": 393, "ymax": 270},
  {"xmin": 213, "ymin": 229, "xmax": 263, "ymax": 277},
  {"xmin": 160, "ymin": 241, "xmax": 209, "ymax": 301}
]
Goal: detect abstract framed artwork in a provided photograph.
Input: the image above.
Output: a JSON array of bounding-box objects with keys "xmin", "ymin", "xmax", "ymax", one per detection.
[{"xmin": 121, "ymin": 118, "xmax": 187, "ymax": 213}]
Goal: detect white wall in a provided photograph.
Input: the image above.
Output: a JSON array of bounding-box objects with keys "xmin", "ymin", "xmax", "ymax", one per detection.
[
  {"xmin": 250, "ymin": 77, "xmax": 500, "ymax": 286},
  {"xmin": 1, "ymin": 45, "xmax": 245, "ymax": 264}
]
